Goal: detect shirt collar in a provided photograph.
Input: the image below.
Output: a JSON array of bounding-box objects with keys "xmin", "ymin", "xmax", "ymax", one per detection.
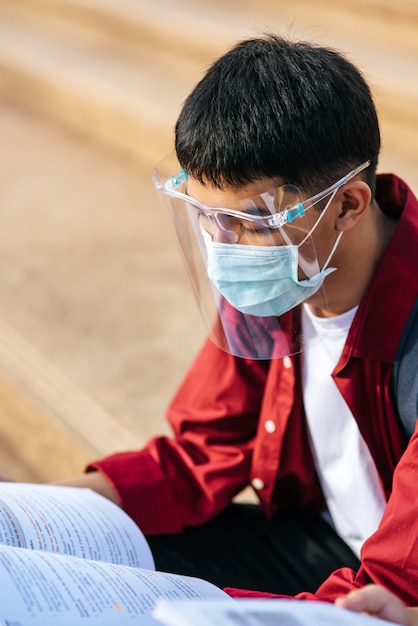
[{"xmin": 341, "ymin": 174, "xmax": 418, "ymax": 363}]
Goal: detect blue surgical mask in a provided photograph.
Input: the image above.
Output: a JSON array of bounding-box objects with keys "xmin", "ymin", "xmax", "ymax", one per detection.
[{"xmin": 204, "ymin": 231, "xmax": 342, "ymax": 318}]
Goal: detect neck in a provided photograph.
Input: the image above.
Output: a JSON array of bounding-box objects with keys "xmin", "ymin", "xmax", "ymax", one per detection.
[{"xmin": 307, "ymin": 200, "xmax": 396, "ymax": 318}]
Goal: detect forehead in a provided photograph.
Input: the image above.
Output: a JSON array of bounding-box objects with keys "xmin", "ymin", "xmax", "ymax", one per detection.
[{"xmin": 186, "ymin": 176, "xmax": 278, "ymax": 206}]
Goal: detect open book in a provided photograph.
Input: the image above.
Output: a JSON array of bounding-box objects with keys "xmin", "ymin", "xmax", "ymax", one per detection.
[
  {"xmin": 0, "ymin": 483, "xmax": 398, "ymax": 626},
  {"xmin": 0, "ymin": 483, "xmax": 229, "ymax": 625}
]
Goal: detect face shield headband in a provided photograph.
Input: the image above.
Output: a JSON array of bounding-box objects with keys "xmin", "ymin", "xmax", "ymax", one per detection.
[{"xmin": 152, "ymin": 156, "xmax": 370, "ymax": 359}]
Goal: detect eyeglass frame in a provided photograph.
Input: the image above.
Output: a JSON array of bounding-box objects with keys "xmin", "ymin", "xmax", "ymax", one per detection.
[{"xmin": 158, "ymin": 160, "xmax": 371, "ymax": 234}]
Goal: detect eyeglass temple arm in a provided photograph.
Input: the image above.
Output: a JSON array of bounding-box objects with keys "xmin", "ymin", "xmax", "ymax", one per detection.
[{"xmin": 303, "ymin": 160, "xmax": 371, "ymax": 209}]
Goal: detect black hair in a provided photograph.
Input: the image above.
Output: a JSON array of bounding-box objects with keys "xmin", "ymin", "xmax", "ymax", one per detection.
[{"xmin": 175, "ymin": 34, "xmax": 380, "ymax": 195}]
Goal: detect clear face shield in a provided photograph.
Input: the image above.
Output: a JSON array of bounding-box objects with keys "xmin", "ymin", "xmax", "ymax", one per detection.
[{"xmin": 152, "ymin": 154, "xmax": 370, "ymax": 359}]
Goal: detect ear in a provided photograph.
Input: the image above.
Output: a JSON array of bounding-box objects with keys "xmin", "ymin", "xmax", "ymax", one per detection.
[{"xmin": 334, "ymin": 181, "xmax": 372, "ymax": 232}]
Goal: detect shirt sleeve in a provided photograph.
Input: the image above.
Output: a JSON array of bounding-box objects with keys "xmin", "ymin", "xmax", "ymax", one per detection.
[{"xmin": 88, "ymin": 339, "xmax": 270, "ymax": 535}]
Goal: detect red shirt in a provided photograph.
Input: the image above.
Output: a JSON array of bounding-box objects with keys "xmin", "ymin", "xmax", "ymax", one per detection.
[{"xmin": 90, "ymin": 174, "xmax": 418, "ymax": 605}]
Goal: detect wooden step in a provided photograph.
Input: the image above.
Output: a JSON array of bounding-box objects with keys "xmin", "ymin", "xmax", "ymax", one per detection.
[
  {"xmin": 0, "ymin": 0, "xmax": 417, "ymax": 170},
  {"xmin": 0, "ymin": 102, "xmax": 205, "ymax": 481},
  {"xmin": 0, "ymin": 12, "xmax": 196, "ymax": 169},
  {"xmin": 0, "ymin": 317, "xmax": 139, "ymax": 481}
]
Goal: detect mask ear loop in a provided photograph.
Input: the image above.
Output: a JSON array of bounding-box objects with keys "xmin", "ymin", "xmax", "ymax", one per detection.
[
  {"xmin": 321, "ymin": 230, "xmax": 343, "ymax": 271},
  {"xmin": 298, "ymin": 186, "xmax": 339, "ymax": 246},
  {"xmin": 297, "ymin": 185, "xmax": 343, "ymax": 271}
]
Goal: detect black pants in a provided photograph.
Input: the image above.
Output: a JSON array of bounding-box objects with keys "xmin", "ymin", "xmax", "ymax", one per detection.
[{"xmin": 146, "ymin": 504, "xmax": 360, "ymax": 595}]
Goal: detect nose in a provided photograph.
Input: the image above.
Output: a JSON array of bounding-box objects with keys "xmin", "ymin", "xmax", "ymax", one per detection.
[
  {"xmin": 200, "ymin": 213, "xmax": 238, "ymax": 243},
  {"xmin": 211, "ymin": 226, "xmax": 238, "ymax": 244}
]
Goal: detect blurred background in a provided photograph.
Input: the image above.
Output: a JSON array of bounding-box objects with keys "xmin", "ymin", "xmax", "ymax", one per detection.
[{"xmin": 0, "ymin": 0, "xmax": 417, "ymax": 483}]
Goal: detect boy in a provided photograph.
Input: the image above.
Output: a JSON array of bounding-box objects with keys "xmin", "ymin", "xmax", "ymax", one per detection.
[{"xmin": 58, "ymin": 35, "xmax": 418, "ymax": 604}]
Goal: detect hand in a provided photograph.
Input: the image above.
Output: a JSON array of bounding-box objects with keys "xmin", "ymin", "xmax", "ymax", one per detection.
[
  {"xmin": 336, "ymin": 585, "xmax": 418, "ymax": 626},
  {"xmin": 52, "ymin": 471, "xmax": 121, "ymax": 506}
]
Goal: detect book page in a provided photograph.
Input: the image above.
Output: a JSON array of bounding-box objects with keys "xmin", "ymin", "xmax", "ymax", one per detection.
[
  {"xmin": 0, "ymin": 545, "xmax": 228, "ymax": 626},
  {"xmin": 0, "ymin": 483, "xmax": 154, "ymax": 568},
  {"xmin": 153, "ymin": 598, "xmax": 398, "ymax": 626}
]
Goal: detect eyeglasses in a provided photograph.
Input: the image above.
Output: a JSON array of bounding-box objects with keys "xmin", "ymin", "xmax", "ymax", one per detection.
[{"xmin": 158, "ymin": 160, "xmax": 371, "ymax": 244}]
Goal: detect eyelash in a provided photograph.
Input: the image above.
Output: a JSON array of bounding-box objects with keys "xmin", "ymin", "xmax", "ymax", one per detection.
[{"xmin": 240, "ymin": 223, "xmax": 271, "ymax": 235}]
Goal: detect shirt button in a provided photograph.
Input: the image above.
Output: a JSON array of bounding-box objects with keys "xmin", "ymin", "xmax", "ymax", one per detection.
[
  {"xmin": 251, "ymin": 477, "xmax": 265, "ymax": 490},
  {"xmin": 283, "ymin": 356, "xmax": 292, "ymax": 369},
  {"xmin": 264, "ymin": 420, "xmax": 276, "ymax": 433}
]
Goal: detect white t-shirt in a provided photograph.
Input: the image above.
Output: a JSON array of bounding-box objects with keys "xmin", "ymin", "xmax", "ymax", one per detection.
[{"xmin": 301, "ymin": 304, "xmax": 386, "ymax": 556}]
